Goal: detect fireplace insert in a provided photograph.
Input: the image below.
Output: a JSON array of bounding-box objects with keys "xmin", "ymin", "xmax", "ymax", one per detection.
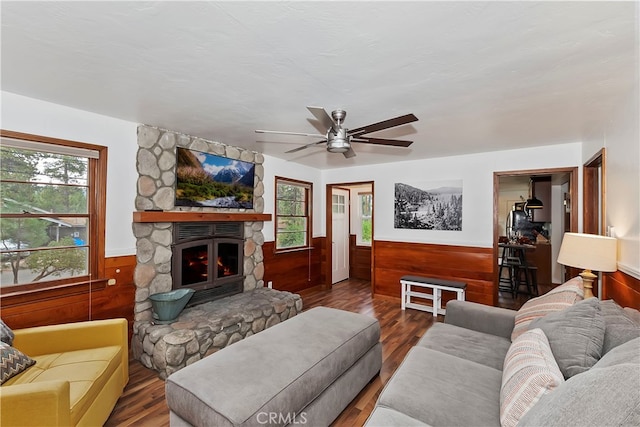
[{"xmin": 171, "ymin": 222, "xmax": 244, "ymax": 306}]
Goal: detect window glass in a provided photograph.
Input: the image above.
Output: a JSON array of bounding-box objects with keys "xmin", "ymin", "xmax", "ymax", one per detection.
[
  {"xmin": 275, "ymin": 178, "xmax": 311, "ymax": 250},
  {"xmin": 357, "ymin": 193, "xmax": 372, "ymax": 245}
]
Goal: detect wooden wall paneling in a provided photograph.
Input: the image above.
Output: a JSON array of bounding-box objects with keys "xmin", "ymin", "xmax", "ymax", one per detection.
[
  {"xmin": 603, "ymin": 270, "xmax": 640, "ymax": 309},
  {"xmin": 97, "ymin": 255, "xmax": 136, "ymax": 322},
  {"xmin": 263, "ymin": 237, "xmax": 324, "ymax": 293},
  {"xmin": 349, "ymin": 235, "xmax": 372, "ymax": 281},
  {"xmin": 373, "ymin": 240, "xmax": 494, "ymax": 305},
  {"xmin": 0, "ymin": 255, "xmax": 136, "ymax": 331}
]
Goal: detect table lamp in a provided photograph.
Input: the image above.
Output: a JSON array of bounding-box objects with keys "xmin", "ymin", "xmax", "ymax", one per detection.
[{"xmin": 557, "ymin": 232, "xmax": 617, "ymax": 299}]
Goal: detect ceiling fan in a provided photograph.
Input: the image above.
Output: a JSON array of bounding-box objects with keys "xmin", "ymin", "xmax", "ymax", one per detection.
[{"xmin": 256, "ymin": 106, "xmax": 418, "ymax": 158}]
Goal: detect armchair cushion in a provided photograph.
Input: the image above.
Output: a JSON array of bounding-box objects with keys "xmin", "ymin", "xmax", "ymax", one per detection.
[{"xmin": 0, "ymin": 342, "xmax": 35, "ymax": 384}]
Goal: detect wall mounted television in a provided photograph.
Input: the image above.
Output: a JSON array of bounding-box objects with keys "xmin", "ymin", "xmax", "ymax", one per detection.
[{"xmin": 175, "ymin": 147, "xmax": 255, "ymax": 209}]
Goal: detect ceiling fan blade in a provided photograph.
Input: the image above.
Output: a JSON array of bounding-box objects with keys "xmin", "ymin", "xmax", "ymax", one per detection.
[
  {"xmin": 255, "ymin": 129, "xmax": 326, "ymax": 138},
  {"xmin": 348, "ymin": 113, "xmax": 418, "ymax": 137},
  {"xmin": 351, "ymin": 137, "xmax": 413, "ymax": 147},
  {"xmin": 307, "ymin": 106, "xmax": 338, "ymax": 133},
  {"xmin": 285, "ymin": 140, "xmax": 326, "ymax": 154},
  {"xmin": 343, "ymin": 147, "xmax": 356, "ymax": 158}
]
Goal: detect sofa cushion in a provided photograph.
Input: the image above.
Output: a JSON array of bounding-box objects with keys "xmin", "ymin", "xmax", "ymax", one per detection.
[
  {"xmin": 518, "ymin": 362, "xmax": 640, "ymax": 427},
  {"xmin": 500, "ymin": 328, "xmax": 564, "ymax": 427},
  {"xmin": 528, "ymin": 297, "xmax": 604, "ymax": 378},
  {"xmin": 511, "ymin": 276, "xmax": 583, "ymax": 341},
  {"xmin": 600, "ymin": 300, "xmax": 640, "ymax": 354},
  {"xmin": 365, "ymin": 406, "xmax": 431, "ymax": 427},
  {"xmin": 377, "ymin": 346, "xmax": 502, "ymax": 427},
  {"xmin": 417, "ymin": 322, "xmax": 511, "ymax": 371},
  {"xmin": 593, "ymin": 337, "xmax": 640, "ymax": 369},
  {"xmin": 0, "ymin": 320, "xmax": 14, "ymax": 346},
  {"xmin": 0, "ymin": 342, "xmax": 35, "ymax": 384},
  {"xmin": 6, "ymin": 346, "xmax": 123, "ymax": 424}
]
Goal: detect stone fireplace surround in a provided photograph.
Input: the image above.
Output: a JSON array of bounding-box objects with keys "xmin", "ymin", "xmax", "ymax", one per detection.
[
  {"xmin": 132, "ymin": 124, "xmax": 268, "ymax": 322},
  {"xmin": 131, "ymin": 125, "xmax": 305, "ymax": 377}
]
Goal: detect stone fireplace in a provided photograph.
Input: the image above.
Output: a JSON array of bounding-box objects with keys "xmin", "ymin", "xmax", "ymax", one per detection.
[
  {"xmin": 132, "ymin": 125, "xmax": 266, "ymax": 322},
  {"xmin": 131, "ymin": 125, "xmax": 303, "ymax": 378}
]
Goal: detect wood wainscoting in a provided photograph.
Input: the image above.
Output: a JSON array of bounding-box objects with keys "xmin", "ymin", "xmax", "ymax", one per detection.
[
  {"xmin": 350, "ymin": 235, "xmax": 372, "ymax": 281},
  {"xmin": 0, "ymin": 255, "xmax": 136, "ymax": 333},
  {"xmin": 373, "ymin": 240, "xmax": 494, "ymax": 305},
  {"xmin": 263, "ymin": 237, "xmax": 325, "ymax": 293},
  {"xmin": 603, "ymin": 270, "xmax": 640, "ymax": 309}
]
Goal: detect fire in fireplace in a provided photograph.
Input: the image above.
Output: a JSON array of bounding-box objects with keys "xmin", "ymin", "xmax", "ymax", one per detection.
[{"xmin": 172, "ymin": 222, "xmax": 244, "ymax": 306}]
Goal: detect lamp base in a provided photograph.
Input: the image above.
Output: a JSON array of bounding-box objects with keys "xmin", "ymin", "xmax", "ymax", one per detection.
[{"xmin": 579, "ymin": 269, "xmax": 597, "ymax": 299}]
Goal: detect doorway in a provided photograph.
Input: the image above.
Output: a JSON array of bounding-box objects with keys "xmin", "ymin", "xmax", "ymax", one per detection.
[
  {"xmin": 493, "ymin": 167, "xmax": 578, "ymax": 308},
  {"xmin": 325, "ymin": 181, "xmax": 374, "ymax": 291}
]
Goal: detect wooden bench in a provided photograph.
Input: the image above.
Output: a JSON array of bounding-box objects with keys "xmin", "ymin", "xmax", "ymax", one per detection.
[{"xmin": 400, "ymin": 275, "xmax": 467, "ymax": 316}]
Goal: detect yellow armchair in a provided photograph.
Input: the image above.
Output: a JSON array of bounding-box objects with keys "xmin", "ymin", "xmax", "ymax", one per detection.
[{"xmin": 1, "ymin": 318, "xmax": 129, "ymax": 427}]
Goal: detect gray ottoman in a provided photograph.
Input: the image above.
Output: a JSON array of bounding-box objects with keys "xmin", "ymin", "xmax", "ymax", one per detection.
[{"xmin": 166, "ymin": 306, "xmax": 382, "ymax": 427}]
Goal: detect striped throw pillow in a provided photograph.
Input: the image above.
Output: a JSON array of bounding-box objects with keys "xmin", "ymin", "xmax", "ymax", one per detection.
[
  {"xmin": 511, "ymin": 276, "xmax": 583, "ymax": 341},
  {"xmin": 500, "ymin": 328, "xmax": 564, "ymax": 427}
]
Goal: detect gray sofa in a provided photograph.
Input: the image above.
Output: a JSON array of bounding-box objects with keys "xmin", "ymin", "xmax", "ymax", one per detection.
[{"xmin": 366, "ymin": 297, "xmax": 640, "ymax": 427}]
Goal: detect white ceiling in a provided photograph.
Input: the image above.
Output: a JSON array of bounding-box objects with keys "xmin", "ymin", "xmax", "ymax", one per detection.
[{"xmin": 1, "ymin": 1, "xmax": 637, "ymax": 169}]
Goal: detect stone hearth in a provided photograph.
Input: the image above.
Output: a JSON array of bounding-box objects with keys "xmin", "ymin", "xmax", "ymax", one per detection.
[{"xmin": 132, "ymin": 288, "xmax": 303, "ymax": 379}]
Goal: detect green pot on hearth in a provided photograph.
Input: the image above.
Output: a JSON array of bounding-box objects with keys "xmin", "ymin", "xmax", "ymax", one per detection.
[{"xmin": 149, "ymin": 289, "xmax": 195, "ymax": 324}]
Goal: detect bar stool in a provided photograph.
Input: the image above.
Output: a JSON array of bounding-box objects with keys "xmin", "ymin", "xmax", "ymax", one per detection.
[
  {"xmin": 515, "ymin": 266, "xmax": 539, "ymax": 297},
  {"xmin": 499, "ymin": 246, "xmax": 523, "ymax": 298}
]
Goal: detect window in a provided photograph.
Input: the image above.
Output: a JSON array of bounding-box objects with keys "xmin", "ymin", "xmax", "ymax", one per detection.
[
  {"xmin": 0, "ymin": 130, "xmax": 106, "ymax": 293},
  {"xmin": 332, "ymin": 193, "xmax": 346, "ymax": 214},
  {"xmin": 357, "ymin": 192, "xmax": 372, "ymax": 245},
  {"xmin": 275, "ymin": 177, "xmax": 311, "ymax": 251}
]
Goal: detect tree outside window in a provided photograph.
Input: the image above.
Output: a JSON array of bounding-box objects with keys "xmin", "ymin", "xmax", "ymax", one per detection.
[
  {"xmin": 0, "ymin": 132, "xmax": 105, "ymax": 291},
  {"xmin": 275, "ymin": 178, "xmax": 311, "ymax": 250},
  {"xmin": 357, "ymin": 193, "xmax": 372, "ymax": 246}
]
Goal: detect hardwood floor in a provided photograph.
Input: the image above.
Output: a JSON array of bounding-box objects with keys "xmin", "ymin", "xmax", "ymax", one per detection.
[{"xmin": 106, "ymin": 279, "xmax": 436, "ymax": 426}]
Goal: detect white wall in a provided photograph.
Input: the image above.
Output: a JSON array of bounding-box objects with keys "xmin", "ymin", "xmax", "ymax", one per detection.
[
  {"xmin": 1, "ymin": 91, "xmax": 139, "ymax": 257},
  {"xmin": 321, "ymin": 143, "xmax": 583, "ymax": 248},
  {"xmin": 261, "ymin": 154, "xmax": 323, "ymax": 242},
  {"xmin": 602, "ymin": 82, "xmax": 640, "ymax": 278}
]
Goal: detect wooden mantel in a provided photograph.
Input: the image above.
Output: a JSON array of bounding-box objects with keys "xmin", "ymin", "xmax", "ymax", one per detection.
[{"xmin": 133, "ymin": 211, "xmax": 272, "ymax": 223}]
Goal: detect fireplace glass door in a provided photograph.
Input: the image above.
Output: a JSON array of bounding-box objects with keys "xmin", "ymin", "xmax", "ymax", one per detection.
[
  {"xmin": 215, "ymin": 239, "xmax": 241, "ymax": 280},
  {"xmin": 179, "ymin": 241, "xmax": 214, "ymax": 287}
]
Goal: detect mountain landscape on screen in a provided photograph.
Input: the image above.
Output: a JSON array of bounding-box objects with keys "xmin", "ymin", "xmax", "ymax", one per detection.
[{"xmin": 175, "ymin": 147, "xmax": 255, "ymax": 209}]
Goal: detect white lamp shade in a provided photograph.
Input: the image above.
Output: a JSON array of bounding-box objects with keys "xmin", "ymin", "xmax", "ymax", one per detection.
[{"xmin": 557, "ymin": 232, "xmax": 617, "ymax": 272}]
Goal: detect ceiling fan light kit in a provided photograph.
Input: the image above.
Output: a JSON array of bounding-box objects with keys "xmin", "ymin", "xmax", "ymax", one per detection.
[
  {"xmin": 256, "ymin": 106, "xmax": 418, "ymax": 158},
  {"xmin": 327, "ymin": 129, "xmax": 350, "ymax": 153}
]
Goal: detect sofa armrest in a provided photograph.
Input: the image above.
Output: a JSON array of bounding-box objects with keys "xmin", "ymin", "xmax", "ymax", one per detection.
[
  {"xmin": 1, "ymin": 380, "xmax": 71, "ymax": 426},
  {"xmin": 444, "ymin": 300, "xmax": 516, "ymax": 339}
]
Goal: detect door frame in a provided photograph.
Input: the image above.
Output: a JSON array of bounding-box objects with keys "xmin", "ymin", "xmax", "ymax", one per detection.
[
  {"xmin": 325, "ymin": 181, "xmax": 375, "ymax": 294},
  {"xmin": 584, "ymin": 148, "xmax": 606, "ymax": 235},
  {"xmin": 493, "ymin": 167, "xmax": 578, "ymax": 305}
]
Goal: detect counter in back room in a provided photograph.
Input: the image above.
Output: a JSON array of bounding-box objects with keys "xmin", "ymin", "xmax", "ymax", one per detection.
[{"xmin": 529, "ymin": 242, "xmax": 552, "ymax": 287}]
